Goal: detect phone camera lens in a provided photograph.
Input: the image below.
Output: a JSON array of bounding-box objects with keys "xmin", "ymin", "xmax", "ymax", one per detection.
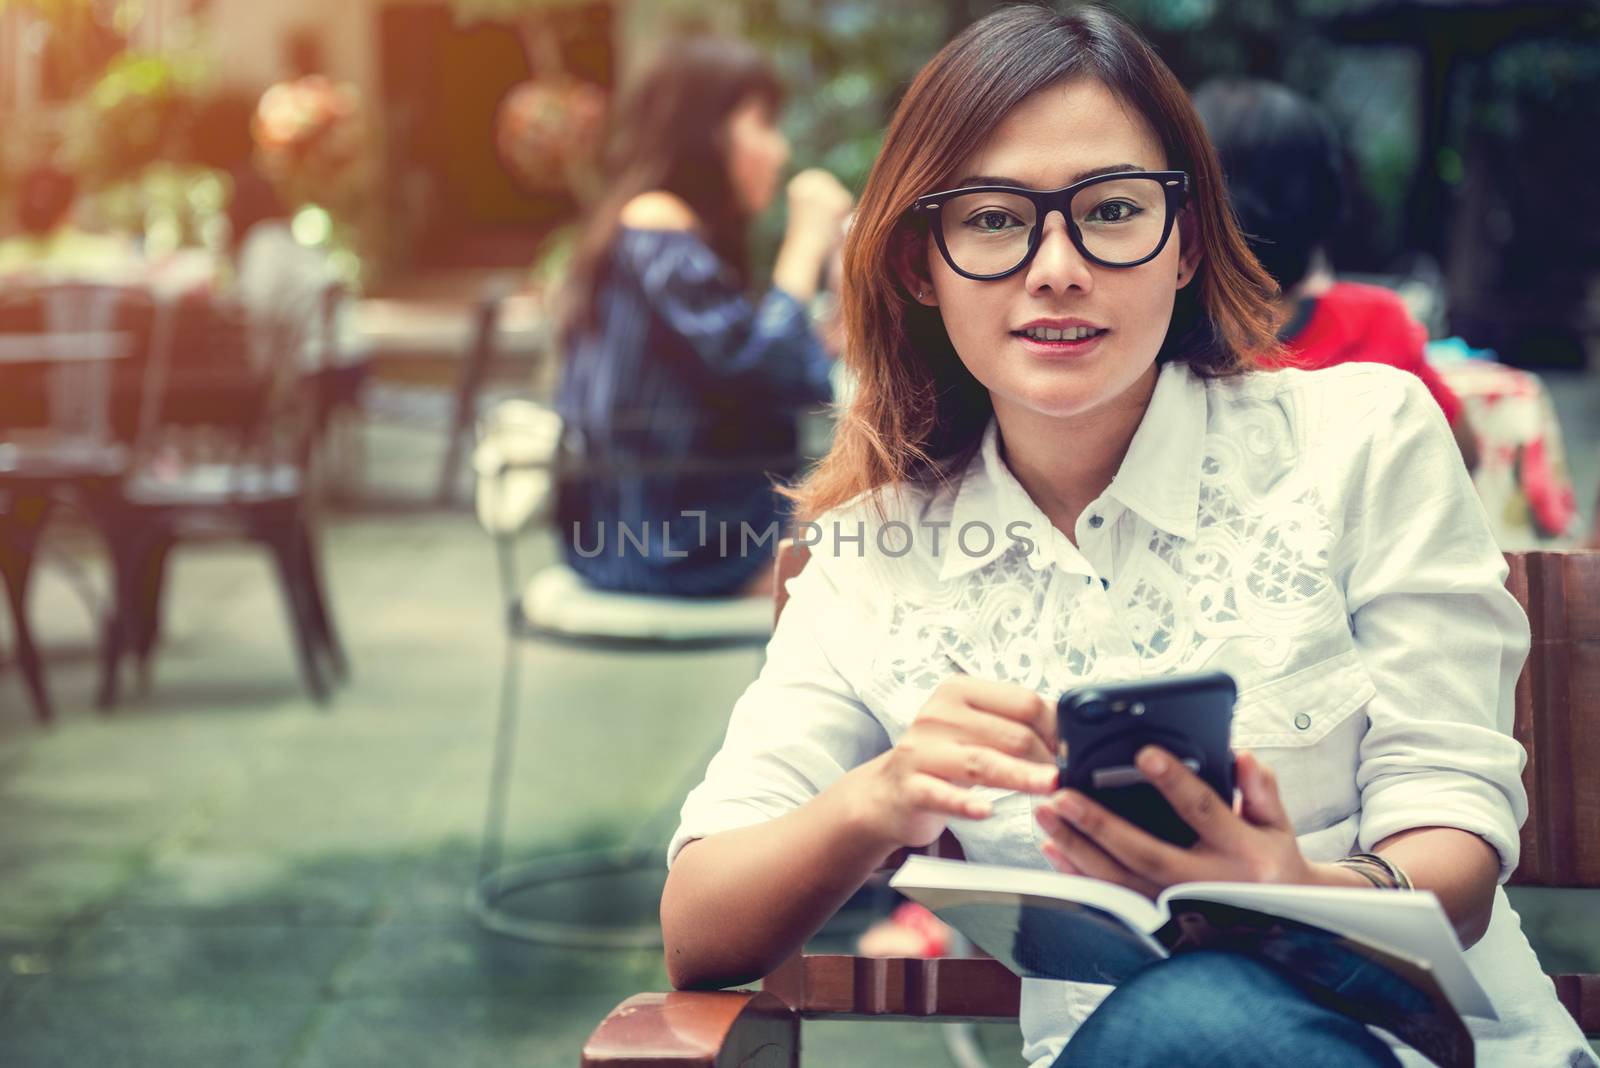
[{"xmin": 1078, "ymin": 701, "xmax": 1110, "ymax": 724}]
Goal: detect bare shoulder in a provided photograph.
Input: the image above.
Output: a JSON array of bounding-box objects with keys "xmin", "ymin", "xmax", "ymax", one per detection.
[{"xmin": 619, "ymin": 191, "xmax": 698, "ymax": 231}]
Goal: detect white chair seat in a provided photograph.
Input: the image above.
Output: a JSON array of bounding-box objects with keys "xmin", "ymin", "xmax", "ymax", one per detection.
[{"xmin": 519, "ymin": 564, "xmax": 772, "ymax": 644}]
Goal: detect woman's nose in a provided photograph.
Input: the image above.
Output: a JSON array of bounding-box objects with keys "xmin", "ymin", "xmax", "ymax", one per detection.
[{"xmin": 1024, "ymin": 211, "xmax": 1094, "ymax": 294}]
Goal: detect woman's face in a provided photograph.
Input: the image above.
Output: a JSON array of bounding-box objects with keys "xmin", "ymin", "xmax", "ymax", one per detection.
[
  {"xmin": 918, "ymin": 78, "xmax": 1199, "ymax": 424},
  {"xmin": 725, "ymin": 96, "xmax": 790, "ymax": 215}
]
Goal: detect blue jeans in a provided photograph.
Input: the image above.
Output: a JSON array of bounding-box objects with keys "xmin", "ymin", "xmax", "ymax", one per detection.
[{"xmin": 1052, "ymin": 951, "xmax": 1404, "ymax": 1067}]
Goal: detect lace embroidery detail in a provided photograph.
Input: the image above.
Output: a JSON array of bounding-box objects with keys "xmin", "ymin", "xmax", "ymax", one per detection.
[
  {"xmin": 875, "ymin": 430, "xmax": 1344, "ymax": 699},
  {"xmin": 880, "ymin": 552, "xmax": 1107, "ymax": 690}
]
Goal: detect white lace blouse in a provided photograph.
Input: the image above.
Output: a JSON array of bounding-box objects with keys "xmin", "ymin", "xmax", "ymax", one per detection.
[{"xmin": 669, "ymin": 361, "xmax": 1596, "ymax": 1068}]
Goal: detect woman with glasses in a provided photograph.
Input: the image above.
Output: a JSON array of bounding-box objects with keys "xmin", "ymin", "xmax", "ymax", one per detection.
[
  {"xmin": 554, "ymin": 37, "xmax": 852, "ymax": 598},
  {"xmin": 660, "ymin": 7, "xmax": 1593, "ymax": 1067}
]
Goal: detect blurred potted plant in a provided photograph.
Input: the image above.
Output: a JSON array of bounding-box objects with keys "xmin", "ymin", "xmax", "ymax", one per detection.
[
  {"xmin": 491, "ymin": 75, "xmax": 606, "ymax": 202},
  {"xmin": 63, "ymin": 50, "xmax": 231, "ymax": 256},
  {"xmin": 449, "ymin": 0, "xmax": 608, "ymax": 201},
  {"xmin": 250, "ymin": 74, "xmax": 374, "ymax": 284},
  {"xmin": 68, "ymin": 50, "xmax": 204, "ymax": 192},
  {"xmin": 450, "ymin": 0, "xmax": 609, "ymax": 291}
]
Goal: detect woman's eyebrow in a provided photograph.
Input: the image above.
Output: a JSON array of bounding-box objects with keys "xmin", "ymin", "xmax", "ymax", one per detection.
[{"xmin": 951, "ymin": 162, "xmax": 1143, "ymax": 188}]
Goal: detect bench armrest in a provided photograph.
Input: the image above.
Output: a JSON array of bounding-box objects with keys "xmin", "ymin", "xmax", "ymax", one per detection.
[{"xmin": 582, "ymin": 990, "xmax": 798, "ymax": 1067}]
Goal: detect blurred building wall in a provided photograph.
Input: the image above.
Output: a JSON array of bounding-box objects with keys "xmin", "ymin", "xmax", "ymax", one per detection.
[{"xmin": 206, "ymin": 0, "xmax": 379, "ymax": 100}]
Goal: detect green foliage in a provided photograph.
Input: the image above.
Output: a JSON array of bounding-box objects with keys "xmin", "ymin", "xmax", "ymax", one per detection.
[
  {"xmin": 681, "ymin": 0, "xmax": 950, "ymax": 267},
  {"xmin": 65, "ymin": 50, "xmax": 210, "ymax": 191},
  {"xmin": 86, "ymin": 161, "xmax": 231, "ymax": 255}
]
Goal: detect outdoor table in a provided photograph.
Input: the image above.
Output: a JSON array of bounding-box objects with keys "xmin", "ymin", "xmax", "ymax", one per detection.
[
  {"xmin": 353, "ymin": 292, "xmax": 551, "ymax": 503},
  {"xmin": 1431, "ymin": 355, "xmax": 1580, "ymax": 550}
]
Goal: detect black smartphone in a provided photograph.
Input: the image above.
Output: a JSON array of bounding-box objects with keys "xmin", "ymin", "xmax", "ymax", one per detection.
[{"xmin": 1055, "ymin": 671, "xmax": 1237, "ymax": 848}]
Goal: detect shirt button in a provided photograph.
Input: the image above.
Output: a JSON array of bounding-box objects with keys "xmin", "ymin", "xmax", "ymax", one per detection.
[
  {"xmin": 1087, "ymin": 514, "xmax": 1104, "ymax": 529},
  {"xmin": 1294, "ymin": 713, "xmax": 1312, "ymax": 731}
]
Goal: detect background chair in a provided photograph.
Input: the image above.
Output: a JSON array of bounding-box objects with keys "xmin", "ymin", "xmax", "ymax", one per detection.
[
  {"xmin": 468, "ymin": 403, "xmax": 778, "ymax": 948},
  {"xmin": 438, "ymin": 289, "xmax": 504, "ymax": 506},
  {"xmin": 581, "ymin": 548, "xmax": 1600, "ymax": 1065},
  {"xmin": 99, "ymin": 289, "xmax": 347, "ymax": 706},
  {"xmin": 0, "ymin": 283, "xmax": 154, "ymax": 722}
]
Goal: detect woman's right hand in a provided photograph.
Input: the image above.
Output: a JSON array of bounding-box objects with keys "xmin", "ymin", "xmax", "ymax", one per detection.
[
  {"xmin": 846, "ymin": 676, "xmax": 1060, "ymax": 851},
  {"xmin": 785, "ymin": 168, "xmax": 854, "ymax": 248}
]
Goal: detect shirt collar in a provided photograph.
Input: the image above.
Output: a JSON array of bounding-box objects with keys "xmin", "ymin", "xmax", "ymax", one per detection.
[
  {"xmin": 939, "ymin": 418, "xmax": 1041, "ymax": 582},
  {"xmin": 937, "ymin": 362, "xmax": 1206, "ymax": 582},
  {"xmin": 1104, "ymin": 361, "xmax": 1206, "ymax": 544}
]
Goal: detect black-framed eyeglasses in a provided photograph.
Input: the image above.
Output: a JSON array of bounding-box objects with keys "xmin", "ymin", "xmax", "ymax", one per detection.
[{"xmin": 909, "ymin": 170, "xmax": 1189, "ymax": 281}]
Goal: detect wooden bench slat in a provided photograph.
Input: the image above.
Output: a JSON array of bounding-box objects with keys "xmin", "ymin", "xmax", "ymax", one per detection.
[
  {"xmin": 1512, "ymin": 553, "xmax": 1600, "ymax": 887},
  {"xmin": 1551, "ymin": 974, "xmax": 1600, "ymax": 1036},
  {"xmin": 763, "ymin": 953, "xmax": 1021, "ymax": 1020}
]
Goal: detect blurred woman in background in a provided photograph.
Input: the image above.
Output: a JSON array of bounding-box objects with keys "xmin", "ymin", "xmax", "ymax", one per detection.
[
  {"xmin": 1192, "ymin": 79, "xmax": 1479, "ymax": 471},
  {"xmin": 555, "ymin": 36, "xmax": 852, "ymax": 598}
]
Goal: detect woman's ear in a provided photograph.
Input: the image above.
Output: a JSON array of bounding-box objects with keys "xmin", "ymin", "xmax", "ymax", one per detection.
[
  {"xmin": 1175, "ymin": 207, "xmax": 1203, "ymax": 291},
  {"xmin": 892, "ymin": 228, "xmax": 939, "ymax": 307}
]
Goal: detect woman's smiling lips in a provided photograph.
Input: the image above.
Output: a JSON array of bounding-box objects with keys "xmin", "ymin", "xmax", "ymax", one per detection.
[{"xmin": 1011, "ymin": 317, "xmax": 1110, "ymax": 357}]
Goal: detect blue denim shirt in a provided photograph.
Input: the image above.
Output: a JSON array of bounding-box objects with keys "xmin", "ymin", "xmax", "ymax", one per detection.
[{"xmin": 556, "ymin": 226, "xmax": 834, "ymax": 596}]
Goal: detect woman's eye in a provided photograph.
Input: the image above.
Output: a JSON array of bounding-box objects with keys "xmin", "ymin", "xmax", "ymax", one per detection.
[
  {"xmin": 966, "ymin": 210, "xmax": 1022, "ymax": 233},
  {"xmin": 1085, "ymin": 200, "xmax": 1140, "ymax": 224}
]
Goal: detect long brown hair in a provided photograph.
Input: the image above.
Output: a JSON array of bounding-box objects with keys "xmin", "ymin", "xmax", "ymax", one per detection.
[
  {"xmin": 557, "ymin": 37, "xmax": 784, "ymax": 350},
  {"xmin": 786, "ymin": 4, "xmax": 1281, "ymax": 522}
]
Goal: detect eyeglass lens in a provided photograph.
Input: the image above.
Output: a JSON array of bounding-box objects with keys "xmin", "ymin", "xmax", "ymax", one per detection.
[{"xmin": 939, "ymin": 177, "xmax": 1171, "ymax": 274}]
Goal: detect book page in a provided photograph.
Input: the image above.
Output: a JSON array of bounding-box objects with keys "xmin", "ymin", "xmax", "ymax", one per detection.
[
  {"xmin": 1158, "ymin": 882, "xmax": 1494, "ymax": 1019},
  {"xmin": 891, "ymin": 857, "xmax": 1168, "ymax": 984},
  {"xmin": 931, "ymin": 894, "xmax": 1166, "ymax": 985},
  {"xmin": 892, "ymin": 856, "xmax": 1164, "ymax": 930}
]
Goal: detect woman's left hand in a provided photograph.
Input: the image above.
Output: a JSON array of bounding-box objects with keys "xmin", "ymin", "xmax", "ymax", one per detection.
[{"xmin": 1034, "ymin": 746, "xmax": 1322, "ymax": 897}]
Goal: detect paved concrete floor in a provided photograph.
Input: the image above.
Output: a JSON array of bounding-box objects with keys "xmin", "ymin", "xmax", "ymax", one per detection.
[
  {"xmin": 2, "ymin": 392, "xmax": 1596, "ymax": 1067},
  {"xmin": 0, "ymin": 418, "xmax": 1021, "ymax": 1067}
]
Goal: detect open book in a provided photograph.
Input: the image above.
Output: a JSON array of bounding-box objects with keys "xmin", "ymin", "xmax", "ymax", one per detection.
[{"xmin": 890, "ymin": 855, "xmax": 1495, "ymax": 1068}]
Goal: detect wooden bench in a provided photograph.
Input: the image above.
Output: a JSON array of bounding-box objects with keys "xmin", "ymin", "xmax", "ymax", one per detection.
[{"xmin": 582, "ymin": 549, "xmax": 1600, "ymax": 1065}]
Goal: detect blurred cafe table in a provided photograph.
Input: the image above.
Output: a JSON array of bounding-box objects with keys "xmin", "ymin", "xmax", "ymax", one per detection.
[
  {"xmin": 1429, "ymin": 346, "xmax": 1581, "ymax": 551},
  {"xmin": 352, "ymin": 291, "xmax": 550, "ymax": 504}
]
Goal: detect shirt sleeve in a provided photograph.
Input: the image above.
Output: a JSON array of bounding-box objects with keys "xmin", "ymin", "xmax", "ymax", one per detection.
[
  {"xmin": 667, "ymin": 547, "xmax": 889, "ymax": 867},
  {"xmin": 1337, "ymin": 367, "xmax": 1529, "ymax": 881},
  {"xmin": 626, "ymin": 231, "xmax": 835, "ymax": 404}
]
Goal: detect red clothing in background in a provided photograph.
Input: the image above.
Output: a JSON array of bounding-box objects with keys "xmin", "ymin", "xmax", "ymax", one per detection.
[{"xmin": 1274, "ymin": 281, "xmax": 1464, "ymax": 426}]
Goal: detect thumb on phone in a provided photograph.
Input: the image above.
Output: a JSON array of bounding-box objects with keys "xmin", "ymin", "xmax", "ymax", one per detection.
[{"xmin": 1235, "ymin": 749, "xmax": 1291, "ymax": 831}]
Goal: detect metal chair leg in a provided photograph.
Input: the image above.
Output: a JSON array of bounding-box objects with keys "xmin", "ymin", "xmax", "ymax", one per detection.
[
  {"xmin": 476, "ymin": 635, "xmax": 522, "ymax": 885},
  {"xmin": 266, "ymin": 525, "xmax": 330, "ymax": 704},
  {"xmin": 468, "ymin": 635, "xmax": 663, "ymax": 949},
  {"xmin": 0, "ymin": 533, "xmax": 51, "ymax": 723},
  {"xmin": 294, "ymin": 520, "xmax": 348, "ymax": 683},
  {"xmin": 133, "ymin": 532, "xmax": 174, "ymax": 694}
]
